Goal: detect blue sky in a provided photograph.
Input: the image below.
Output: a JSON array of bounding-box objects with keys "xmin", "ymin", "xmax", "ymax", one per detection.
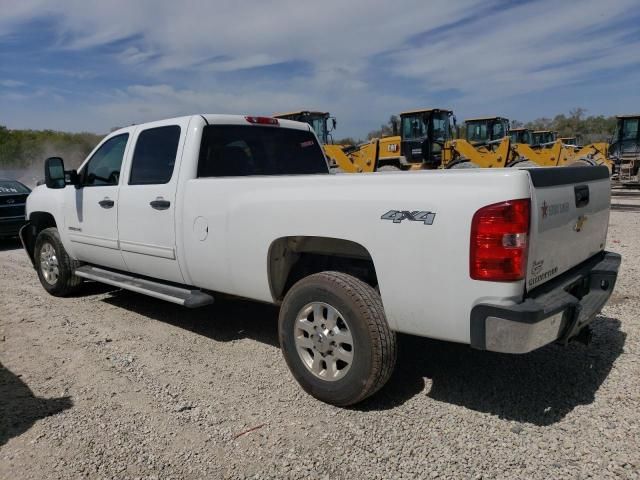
[{"xmin": 1, "ymin": 0, "xmax": 639, "ymax": 139}]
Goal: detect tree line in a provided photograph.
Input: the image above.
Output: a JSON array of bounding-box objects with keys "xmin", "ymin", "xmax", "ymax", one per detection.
[{"xmin": 0, "ymin": 126, "xmax": 104, "ymax": 169}]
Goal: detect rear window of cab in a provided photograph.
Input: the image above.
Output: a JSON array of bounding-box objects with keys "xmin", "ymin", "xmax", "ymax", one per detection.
[{"xmin": 197, "ymin": 125, "xmax": 328, "ymax": 177}]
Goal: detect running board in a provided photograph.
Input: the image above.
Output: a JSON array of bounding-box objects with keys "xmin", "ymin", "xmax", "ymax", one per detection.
[{"xmin": 74, "ymin": 266, "xmax": 214, "ymax": 308}]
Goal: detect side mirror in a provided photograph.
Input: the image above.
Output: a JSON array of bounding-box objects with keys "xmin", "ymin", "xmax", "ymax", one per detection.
[
  {"xmin": 44, "ymin": 157, "xmax": 78, "ymax": 189},
  {"xmin": 44, "ymin": 157, "xmax": 66, "ymax": 189}
]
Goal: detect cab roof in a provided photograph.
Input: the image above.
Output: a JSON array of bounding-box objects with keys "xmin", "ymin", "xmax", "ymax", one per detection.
[
  {"xmin": 273, "ymin": 110, "xmax": 329, "ymax": 118},
  {"xmin": 532, "ymin": 130, "xmax": 555, "ymax": 134},
  {"xmin": 508, "ymin": 127, "xmax": 529, "ymax": 132},
  {"xmin": 616, "ymin": 114, "xmax": 640, "ymax": 119},
  {"xmin": 399, "ymin": 108, "xmax": 452, "ymax": 116},
  {"xmin": 465, "ymin": 116, "xmax": 509, "ymax": 122}
]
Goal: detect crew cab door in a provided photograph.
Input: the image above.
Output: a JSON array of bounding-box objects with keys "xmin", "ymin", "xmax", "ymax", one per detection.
[
  {"xmin": 64, "ymin": 131, "xmax": 132, "ymax": 271},
  {"xmin": 117, "ymin": 118, "xmax": 189, "ymax": 284}
]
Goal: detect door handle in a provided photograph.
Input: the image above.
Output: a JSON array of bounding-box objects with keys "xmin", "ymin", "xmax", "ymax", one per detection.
[
  {"xmin": 574, "ymin": 184, "xmax": 589, "ymax": 208},
  {"xmin": 98, "ymin": 198, "xmax": 115, "ymax": 209},
  {"xmin": 150, "ymin": 199, "xmax": 171, "ymax": 210}
]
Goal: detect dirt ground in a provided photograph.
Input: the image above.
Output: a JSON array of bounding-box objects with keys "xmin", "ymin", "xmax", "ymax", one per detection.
[{"xmin": 1, "ymin": 191, "xmax": 639, "ymax": 479}]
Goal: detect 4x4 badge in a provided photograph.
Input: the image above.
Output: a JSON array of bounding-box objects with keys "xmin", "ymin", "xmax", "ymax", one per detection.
[{"xmin": 381, "ymin": 210, "xmax": 436, "ymax": 225}]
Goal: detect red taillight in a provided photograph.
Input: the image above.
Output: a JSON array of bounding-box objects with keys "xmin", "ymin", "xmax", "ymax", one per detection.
[
  {"xmin": 470, "ymin": 199, "xmax": 530, "ymax": 281},
  {"xmin": 245, "ymin": 116, "xmax": 279, "ymax": 125}
]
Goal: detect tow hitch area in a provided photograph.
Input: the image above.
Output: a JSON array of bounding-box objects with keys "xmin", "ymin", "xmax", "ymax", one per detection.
[{"xmin": 571, "ymin": 325, "xmax": 593, "ymax": 346}]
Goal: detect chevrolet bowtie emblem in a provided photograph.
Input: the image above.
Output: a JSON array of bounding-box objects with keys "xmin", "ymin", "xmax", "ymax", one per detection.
[{"xmin": 574, "ymin": 215, "xmax": 587, "ymax": 232}]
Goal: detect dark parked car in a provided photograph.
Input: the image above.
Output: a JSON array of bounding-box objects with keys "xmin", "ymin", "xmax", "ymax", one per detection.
[{"xmin": 0, "ymin": 179, "xmax": 31, "ymax": 238}]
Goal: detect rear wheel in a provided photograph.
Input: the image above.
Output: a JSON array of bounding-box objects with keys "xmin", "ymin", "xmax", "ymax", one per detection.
[
  {"xmin": 279, "ymin": 271, "xmax": 396, "ymax": 406},
  {"xmin": 566, "ymin": 158, "xmax": 596, "ymax": 167},
  {"xmin": 34, "ymin": 227, "xmax": 83, "ymax": 296},
  {"xmin": 447, "ymin": 160, "xmax": 479, "ymax": 169}
]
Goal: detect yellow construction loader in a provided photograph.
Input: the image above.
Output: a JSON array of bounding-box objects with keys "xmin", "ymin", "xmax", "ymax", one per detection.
[{"xmin": 365, "ymin": 108, "xmax": 514, "ymax": 170}]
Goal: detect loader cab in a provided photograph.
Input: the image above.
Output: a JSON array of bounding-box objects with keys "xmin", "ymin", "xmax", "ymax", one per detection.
[
  {"xmin": 610, "ymin": 115, "xmax": 640, "ymax": 155},
  {"xmin": 399, "ymin": 108, "xmax": 453, "ymax": 168},
  {"xmin": 531, "ymin": 130, "xmax": 557, "ymax": 148},
  {"xmin": 610, "ymin": 114, "xmax": 640, "ymax": 179},
  {"xmin": 559, "ymin": 136, "xmax": 580, "ymax": 146},
  {"xmin": 508, "ymin": 128, "xmax": 532, "ymax": 145},
  {"xmin": 464, "ymin": 117, "xmax": 510, "ymax": 145},
  {"xmin": 273, "ymin": 111, "xmax": 336, "ymax": 145}
]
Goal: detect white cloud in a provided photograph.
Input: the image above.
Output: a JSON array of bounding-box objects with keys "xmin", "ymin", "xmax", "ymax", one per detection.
[
  {"xmin": 390, "ymin": 0, "xmax": 640, "ymax": 101},
  {"xmin": 0, "ymin": 0, "xmax": 639, "ymax": 135},
  {"xmin": 0, "ymin": 79, "xmax": 24, "ymax": 88}
]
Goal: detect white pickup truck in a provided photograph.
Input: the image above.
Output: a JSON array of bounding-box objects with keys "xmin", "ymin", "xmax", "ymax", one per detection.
[{"xmin": 20, "ymin": 114, "xmax": 620, "ymax": 406}]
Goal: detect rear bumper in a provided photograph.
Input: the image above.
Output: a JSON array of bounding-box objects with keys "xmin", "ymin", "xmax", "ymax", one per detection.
[
  {"xmin": 0, "ymin": 216, "xmax": 27, "ymax": 237},
  {"xmin": 470, "ymin": 251, "xmax": 621, "ymax": 354}
]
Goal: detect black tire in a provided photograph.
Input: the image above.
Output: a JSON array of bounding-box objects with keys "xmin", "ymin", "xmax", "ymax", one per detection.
[
  {"xmin": 377, "ymin": 165, "xmax": 400, "ymax": 172},
  {"xmin": 34, "ymin": 227, "xmax": 83, "ymax": 296},
  {"xmin": 447, "ymin": 160, "xmax": 479, "ymax": 169},
  {"xmin": 278, "ymin": 271, "xmax": 396, "ymax": 406},
  {"xmin": 566, "ymin": 158, "xmax": 596, "ymax": 167}
]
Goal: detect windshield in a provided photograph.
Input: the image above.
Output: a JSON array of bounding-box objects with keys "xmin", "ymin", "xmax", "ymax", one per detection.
[
  {"xmin": 492, "ymin": 120, "xmax": 508, "ymax": 140},
  {"xmin": 401, "ymin": 112, "xmax": 450, "ymax": 142},
  {"xmin": 532, "ymin": 132, "xmax": 554, "ymax": 145},
  {"xmin": 401, "ymin": 114, "xmax": 427, "ymax": 140},
  {"xmin": 309, "ymin": 116, "xmax": 329, "ymax": 144},
  {"xmin": 466, "ymin": 122, "xmax": 488, "ymax": 143},
  {"xmin": 510, "ymin": 130, "xmax": 531, "ymax": 144},
  {"xmin": 432, "ymin": 113, "xmax": 450, "ymax": 141},
  {"xmin": 0, "ymin": 180, "xmax": 30, "ymax": 194},
  {"xmin": 622, "ymin": 118, "xmax": 639, "ymax": 141}
]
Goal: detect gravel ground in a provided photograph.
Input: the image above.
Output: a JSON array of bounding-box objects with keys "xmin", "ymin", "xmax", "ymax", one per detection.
[{"xmin": 1, "ymin": 191, "xmax": 639, "ymax": 479}]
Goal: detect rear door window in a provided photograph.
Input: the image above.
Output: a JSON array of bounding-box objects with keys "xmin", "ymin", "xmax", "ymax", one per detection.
[
  {"xmin": 197, "ymin": 125, "xmax": 328, "ymax": 177},
  {"xmin": 129, "ymin": 125, "xmax": 181, "ymax": 185}
]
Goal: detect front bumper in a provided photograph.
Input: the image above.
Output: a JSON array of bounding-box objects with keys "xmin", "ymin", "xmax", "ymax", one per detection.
[{"xmin": 471, "ymin": 251, "xmax": 621, "ymax": 354}]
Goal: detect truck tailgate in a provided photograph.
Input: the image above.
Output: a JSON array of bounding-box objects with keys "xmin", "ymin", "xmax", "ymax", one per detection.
[{"xmin": 526, "ymin": 166, "xmax": 611, "ymax": 291}]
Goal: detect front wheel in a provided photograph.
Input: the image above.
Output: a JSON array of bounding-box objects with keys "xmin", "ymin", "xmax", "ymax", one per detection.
[
  {"xmin": 34, "ymin": 227, "xmax": 83, "ymax": 296},
  {"xmin": 278, "ymin": 271, "xmax": 396, "ymax": 406}
]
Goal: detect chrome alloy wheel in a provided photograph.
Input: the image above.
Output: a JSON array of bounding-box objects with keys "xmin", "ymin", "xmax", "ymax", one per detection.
[
  {"xmin": 294, "ymin": 302, "xmax": 354, "ymax": 381},
  {"xmin": 39, "ymin": 242, "xmax": 59, "ymax": 285}
]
